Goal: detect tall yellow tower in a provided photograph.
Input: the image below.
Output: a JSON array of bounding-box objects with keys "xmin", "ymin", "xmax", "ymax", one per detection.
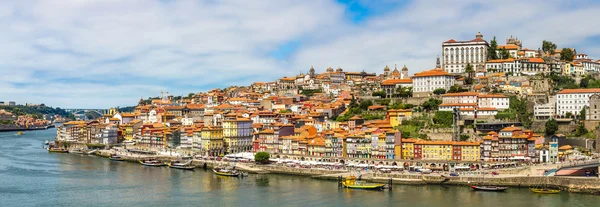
[{"xmin": 109, "ymin": 108, "xmax": 119, "ymax": 116}]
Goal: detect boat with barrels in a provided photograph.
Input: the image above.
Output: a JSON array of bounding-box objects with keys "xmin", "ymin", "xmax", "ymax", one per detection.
[
  {"xmin": 341, "ymin": 176, "xmax": 385, "ymax": 190},
  {"xmin": 213, "ymin": 165, "xmax": 240, "ymax": 176}
]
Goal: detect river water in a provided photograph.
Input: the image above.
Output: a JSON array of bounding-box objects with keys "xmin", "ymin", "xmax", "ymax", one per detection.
[{"xmin": 0, "ymin": 128, "xmax": 597, "ymax": 207}]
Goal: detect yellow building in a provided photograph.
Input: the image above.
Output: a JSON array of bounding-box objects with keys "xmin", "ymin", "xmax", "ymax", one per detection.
[
  {"xmin": 222, "ymin": 118, "xmax": 253, "ymax": 154},
  {"xmin": 308, "ymin": 138, "xmax": 325, "ymax": 157},
  {"xmin": 562, "ymin": 62, "xmax": 573, "ymax": 76},
  {"xmin": 387, "ymin": 109, "xmax": 413, "ymax": 127},
  {"xmin": 201, "ymin": 126, "xmax": 224, "ymax": 156},
  {"xmin": 418, "ymin": 141, "xmax": 453, "ymax": 161},
  {"xmin": 454, "ymin": 142, "xmax": 481, "ymax": 161},
  {"xmin": 122, "ymin": 119, "xmax": 142, "ymax": 141},
  {"xmin": 109, "ymin": 107, "xmax": 119, "ymax": 116},
  {"xmin": 401, "ymin": 138, "xmax": 416, "ymax": 159}
]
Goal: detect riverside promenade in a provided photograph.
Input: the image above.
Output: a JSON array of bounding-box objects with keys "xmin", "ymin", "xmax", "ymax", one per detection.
[{"xmin": 92, "ymin": 149, "xmax": 600, "ymax": 194}]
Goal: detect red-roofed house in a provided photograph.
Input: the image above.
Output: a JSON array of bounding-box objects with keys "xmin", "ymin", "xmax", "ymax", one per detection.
[{"xmin": 412, "ymin": 69, "xmax": 455, "ymax": 97}]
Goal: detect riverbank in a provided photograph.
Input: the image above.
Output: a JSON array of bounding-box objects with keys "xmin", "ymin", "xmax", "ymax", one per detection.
[
  {"xmin": 0, "ymin": 124, "xmax": 54, "ymax": 132},
  {"xmin": 87, "ymin": 149, "xmax": 600, "ymax": 194}
]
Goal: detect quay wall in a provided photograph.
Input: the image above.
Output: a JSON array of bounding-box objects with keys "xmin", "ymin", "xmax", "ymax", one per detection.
[
  {"xmin": 315, "ymin": 174, "xmax": 600, "ymax": 194},
  {"xmin": 92, "ymin": 150, "xmax": 600, "ymax": 194}
]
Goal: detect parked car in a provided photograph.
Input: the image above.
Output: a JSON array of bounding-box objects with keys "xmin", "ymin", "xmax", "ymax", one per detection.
[
  {"xmin": 491, "ymin": 171, "xmax": 499, "ymax": 175},
  {"xmin": 449, "ymin": 172, "xmax": 459, "ymax": 177}
]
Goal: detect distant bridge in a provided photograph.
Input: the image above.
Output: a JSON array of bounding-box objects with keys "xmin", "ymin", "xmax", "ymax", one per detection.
[{"xmin": 64, "ymin": 108, "xmax": 109, "ymax": 115}]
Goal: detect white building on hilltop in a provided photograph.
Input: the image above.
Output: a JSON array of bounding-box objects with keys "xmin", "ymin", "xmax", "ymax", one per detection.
[
  {"xmin": 442, "ymin": 32, "xmax": 489, "ymax": 74},
  {"xmin": 556, "ymin": 89, "xmax": 600, "ymax": 117},
  {"xmin": 412, "ymin": 67, "xmax": 455, "ymax": 98}
]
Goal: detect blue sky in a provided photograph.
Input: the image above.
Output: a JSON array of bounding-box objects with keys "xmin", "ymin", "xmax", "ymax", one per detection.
[{"xmin": 1, "ymin": 0, "xmax": 599, "ymax": 108}]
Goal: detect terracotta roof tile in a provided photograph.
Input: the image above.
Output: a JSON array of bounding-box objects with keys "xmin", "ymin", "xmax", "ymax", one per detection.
[
  {"xmin": 412, "ymin": 69, "xmax": 453, "ymax": 77},
  {"xmin": 557, "ymin": 89, "xmax": 600, "ymax": 94}
]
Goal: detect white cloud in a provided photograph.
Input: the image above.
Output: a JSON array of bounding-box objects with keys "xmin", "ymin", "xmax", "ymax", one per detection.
[
  {"xmin": 0, "ymin": 0, "xmax": 345, "ymax": 108},
  {"xmin": 1, "ymin": 0, "xmax": 599, "ymax": 108},
  {"xmin": 291, "ymin": 0, "xmax": 600, "ymax": 76}
]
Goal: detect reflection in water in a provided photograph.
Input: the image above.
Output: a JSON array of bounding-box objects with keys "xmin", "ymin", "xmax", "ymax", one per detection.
[
  {"xmin": 0, "ymin": 129, "xmax": 599, "ymax": 207},
  {"xmin": 255, "ymin": 176, "xmax": 270, "ymax": 187}
]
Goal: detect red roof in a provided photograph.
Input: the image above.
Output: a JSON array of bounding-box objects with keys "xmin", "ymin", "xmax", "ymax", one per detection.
[
  {"xmin": 442, "ymin": 92, "xmax": 479, "ymax": 97},
  {"xmin": 412, "ymin": 69, "xmax": 453, "ymax": 77},
  {"xmin": 557, "ymin": 89, "xmax": 600, "ymax": 94},
  {"xmin": 444, "ymin": 39, "xmax": 457, "ymax": 43},
  {"xmin": 381, "ymin": 79, "xmax": 412, "ymax": 85}
]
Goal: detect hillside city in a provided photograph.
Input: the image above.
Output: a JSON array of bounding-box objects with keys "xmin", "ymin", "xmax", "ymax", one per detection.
[{"xmin": 53, "ymin": 32, "xmax": 600, "ymax": 164}]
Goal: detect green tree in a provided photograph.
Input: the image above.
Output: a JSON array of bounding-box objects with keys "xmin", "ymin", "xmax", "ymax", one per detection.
[
  {"xmin": 349, "ymin": 95, "xmax": 358, "ymax": 108},
  {"xmin": 574, "ymin": 123, "xmax": 588, "ymax": 137},
  {"xmin": 549, "ymin": 74, "xmax": 578, "ymax": 90},
  {"xmin": 465, "ymin": 63, "xmax": 474, "ymax": 76},
  {"xmin": 460, "ymin": 134, "xmax": 469, "ymax": 141},
  {"xmin": 395, "ymin": 86, "xmax": 412, "ymax": 98},
  {"xmin": 464, "ymin": 63, "xmax": 474, "ymax": 84},
  {"xmin": 545, "ymin": 118, "xmax": 558, "ymax": 135},
  {"xmin": 421, "ymin": 98, "xmax": 442, "ymax": 112},
  {"xmin": 372, "ymin": 91, "xmax": 386, "ymax": 98},
  {"xmin": 560, "ymin": 48, "xmax": 575, "ymax": 61},
  {"xmin": 254, "ymin": 152, "xmax": 271, "ymax": 164},
  {"xmin": 487, "ymin": 36, "xmax": 499, "ymax": 60},
  {"xmin": 433, "ymin": 88, "xmax": 447, "ymax": 95},
  {"xmin": 580, "ymin": 77, "xmax": 590, "ymax": 88},
  {"xmin": 499, "ymin": 47, "xmax": 510, "ymax": 59},
  {"xmin": 300, "ymin": 89, "xmax": 322, "ymax": 97},
  {"xmin": 188, "ymin": 93, "xmax": 195, "ymax": 98},
  {"xmin": 566, "ymin": 112, "xmax": 573, "ymax": 118},
  {"xmin": 448, "ymin": 85, "xmax": 467, "ymax": 93},
  {"xmin": 580, "ymin": 108, "xmax": 586, "ymax": 120},
  {"xmin": 359, "ymin": 100, "xmax": 373, "ymax": 110},
  {"xmin": 433, "ymin": 111, "xmax": 453, "ymax": 127},
  {"xmin": 542, "ymin": 40, "xmax": 557, "ymax": 54}
]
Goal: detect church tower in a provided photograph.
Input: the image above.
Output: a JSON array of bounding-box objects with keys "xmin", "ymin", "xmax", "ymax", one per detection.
[
  {"xmin": 309, "ymin": 65, "xmax": 316, "ymax": 78},
  {"xmin": 401, "ymin": 65, "xmax": 409, "ymax": 79},
  {"xmin": 383, "ymin": 65, "xmax": 390, "ymax": 79},
  {"xmin": 436, "ymin": 56, "xmax": 441, "ymax": 68}
]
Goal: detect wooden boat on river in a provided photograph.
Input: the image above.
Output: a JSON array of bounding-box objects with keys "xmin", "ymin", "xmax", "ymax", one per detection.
[
  {"xmin": 68, "ymin": 148, "xmax": 85, "ymax": 154},
  {"xmin": 168, "ymin": 160, "xmax": 195, "ymax": 170},
  {"xmin": 139, "ymin": 160, "xmax": 166, "ymax": 167},
  {"xmin": 213, "ymin": 166, "xmax": 240, "ymax": 176},
  {"xmin": 470, "ymin": 185, "xmax": 508, "ymax": 191},
  {"xmin": 109, "ymin": 155, "xmax": 124, "ymax": 161},
  {"xmin": 341, "ymin": 176, "xmax": 385, "ymax": 190},
  {"xmin": 530, "ymin": 176, "xmax": 561, "ymax": 194},
  {"xmin": 530, "ymin": 188, "xmax": 560, "ymax": 194},
  {"xmin": 48, "ymin": 148, "xmax": 69, "ymax": 153}
]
